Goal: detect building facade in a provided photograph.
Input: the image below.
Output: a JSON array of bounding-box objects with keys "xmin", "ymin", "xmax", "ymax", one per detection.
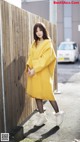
[{"xmin": 22, "ymin": 0, "xmax": 80, "ymax": 55}]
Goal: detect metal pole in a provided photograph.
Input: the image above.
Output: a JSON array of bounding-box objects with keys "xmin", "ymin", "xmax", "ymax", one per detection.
[{"xmin": 0, "ymin": 1, "xmax": 7, "ymax": 132}]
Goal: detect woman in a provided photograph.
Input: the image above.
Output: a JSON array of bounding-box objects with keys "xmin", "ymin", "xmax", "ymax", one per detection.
[{"xmin": 26, "ymin": 22, "xmax": 64, "ymax": 126}]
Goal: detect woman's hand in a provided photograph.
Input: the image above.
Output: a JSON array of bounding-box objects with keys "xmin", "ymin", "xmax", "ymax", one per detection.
[
  {"xmin": 28, "ymin": 68, "xmax": 35, "ymax": 76},
  {"xmin": 28, "ymin": 67, "xmax": 31, "ymax": 74}
]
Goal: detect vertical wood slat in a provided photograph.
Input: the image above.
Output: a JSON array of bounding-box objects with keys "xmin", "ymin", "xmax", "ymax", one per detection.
[
  {"xmin": 0, "ymin": 0, "xmax": 4, "ymax": 133},
  {"xmin": 0, "ymin": 0, "xmax": 57, "ymax": 132}
]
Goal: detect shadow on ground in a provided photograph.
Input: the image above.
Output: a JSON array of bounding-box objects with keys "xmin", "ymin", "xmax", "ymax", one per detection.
[
  {"xmin": 9, "ymin": 125, "xmax": 59, "ymax": 142},
  {"xmin": 35, "ymin": 126, "xmax": 60, "ymax": 142},
  {"xmin": 24, "ymin": 125, "xmax": 59, "ymax": 142}
]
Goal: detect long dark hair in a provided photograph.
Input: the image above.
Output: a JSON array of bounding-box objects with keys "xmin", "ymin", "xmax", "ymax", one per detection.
[{"xmin": 33, "ymin": 23, "xmax": 49, "ymax": 42}]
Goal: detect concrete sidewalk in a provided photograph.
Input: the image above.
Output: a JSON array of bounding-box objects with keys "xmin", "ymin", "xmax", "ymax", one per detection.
[{"xmin": 20, "ymin": 72, "xmax": 80, "ymax": 142}]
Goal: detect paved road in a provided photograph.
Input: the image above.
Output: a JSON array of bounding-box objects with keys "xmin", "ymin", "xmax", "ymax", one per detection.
[{"xmin": 57, "ymin": 60, "xmax": 80, "ymax": 83}]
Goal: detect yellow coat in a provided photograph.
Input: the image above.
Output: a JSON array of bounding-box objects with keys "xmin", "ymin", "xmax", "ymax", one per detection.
[{"xmin": 26, "ymin": 39, "xmax": 56, "ymax": 100}]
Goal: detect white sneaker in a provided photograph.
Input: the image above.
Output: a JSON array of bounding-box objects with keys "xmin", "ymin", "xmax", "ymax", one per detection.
[
  {"xmin": 53, "ymin": 111, "xmax": 64, "ymax": 126},
  {"xmin": 34, "ymin": 113, "xmax": 47, "ymax": 126}
]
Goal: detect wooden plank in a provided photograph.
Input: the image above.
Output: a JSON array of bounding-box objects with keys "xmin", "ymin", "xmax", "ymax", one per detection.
[
  {"xmin": 0, "ymin": 0, "xmax": 4, "ymax": 133},
  {"xmin": 3, "ymin": 1, "xmax": 13, "ymax": 131}
]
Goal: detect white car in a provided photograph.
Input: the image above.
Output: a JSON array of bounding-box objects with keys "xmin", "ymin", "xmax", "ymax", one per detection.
[{"xmin": 57, "ymin": 41, "xmax": 79, "ymax": 62}]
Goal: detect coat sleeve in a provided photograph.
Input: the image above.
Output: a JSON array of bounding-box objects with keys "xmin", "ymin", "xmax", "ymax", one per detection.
[
  {"xmin": 26, "ymin": 47, "xmax": 33, "ymax": 69},
  {"xmin": 26, "ymin": 41, "xmax": 35, "ymax": 70},
  {"xmin": 32, "ymin": 47, "xmax": 56, "ymax": 73}
]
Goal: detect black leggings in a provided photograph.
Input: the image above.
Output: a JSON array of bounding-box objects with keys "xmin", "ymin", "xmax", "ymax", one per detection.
[{"xmin": 35, "ymin": 99, "xmax": 59, "ymax": 113}]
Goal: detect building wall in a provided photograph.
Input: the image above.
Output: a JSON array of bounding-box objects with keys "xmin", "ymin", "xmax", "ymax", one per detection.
[
  {"xmin": 22, "ymin": 1, "xmax": 80, "ymax": 54},
  {"xmin": 57, "ymin": 4, "xmax": 80, "ymax": 54},
  {"xmin": 22, "ymin": 0, "xmax": 49, "ymax": 20},
  {"xmin": 64, "ymin": 4, "xmax": 72, "ymax": 40},
  {"xmin": 72, "ymin": 4, "xmax": 80, "ymax": 53},
  {"xmin": 57, "ymin": 5, "xmax": 64, "ymax": 45}
]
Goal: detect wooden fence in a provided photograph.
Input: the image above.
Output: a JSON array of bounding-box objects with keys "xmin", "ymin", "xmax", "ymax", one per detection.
[{"xmin": 0, "ymin": 0, "xmax": 57, "ymax": 133}]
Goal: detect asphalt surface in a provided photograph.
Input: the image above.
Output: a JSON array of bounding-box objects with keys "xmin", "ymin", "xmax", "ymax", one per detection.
[{"xmin": 57, "ymin": 60, "xmax": 80, "ymax": 83}]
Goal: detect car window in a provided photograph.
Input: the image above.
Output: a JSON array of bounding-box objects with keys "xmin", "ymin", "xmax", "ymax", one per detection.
[
  {"xmin": 73, "ymin": 43, "xmax": 77, "ymax": 49},
  {"xmin": 58, "ymin": 43, "xmax": 74, "ymax": 50}
]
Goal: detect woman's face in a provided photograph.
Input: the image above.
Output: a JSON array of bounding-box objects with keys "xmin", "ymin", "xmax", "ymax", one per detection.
[{"xmin": 36, "ymin": 27, "xmax": 43, "ymax": 39}]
